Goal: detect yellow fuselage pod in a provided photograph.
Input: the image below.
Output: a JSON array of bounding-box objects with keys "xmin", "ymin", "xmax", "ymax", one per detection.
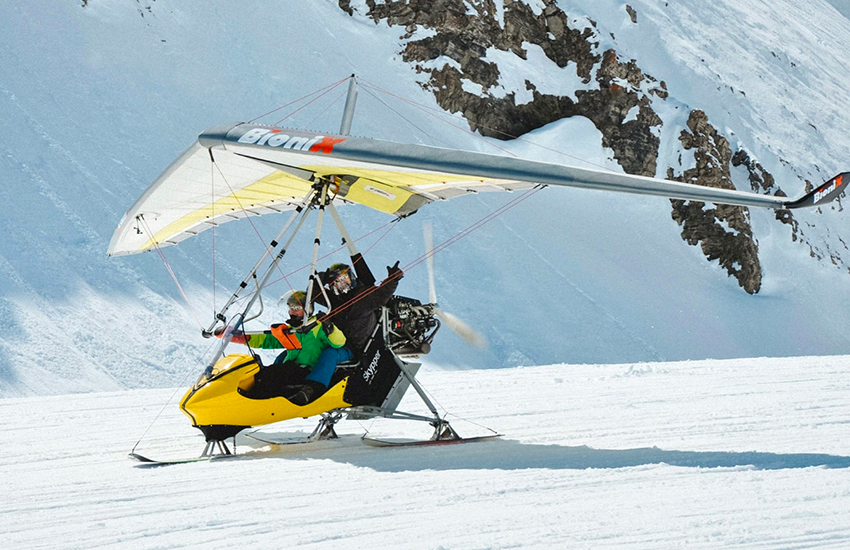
[{"xmin": 179, "ymin": 354, "xmax": 351, "ymax": 428}]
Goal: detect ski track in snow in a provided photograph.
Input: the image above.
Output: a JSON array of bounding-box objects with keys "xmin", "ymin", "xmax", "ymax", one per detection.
[{"xmin": 3, "ymin": 356, "xmax": 850, "ymax": 549}]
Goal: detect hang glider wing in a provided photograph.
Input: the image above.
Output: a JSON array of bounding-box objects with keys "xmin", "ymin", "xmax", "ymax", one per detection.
[{"xmin": 107, "ymin": 122, "xmax": 847, "ymax": 256}]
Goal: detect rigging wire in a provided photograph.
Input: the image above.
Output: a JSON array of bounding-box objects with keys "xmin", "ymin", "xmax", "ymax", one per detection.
[
  {"xmin": 405, "ymin": 185, "xmax": 546, "ymax": 274},
  {"xmin": 305, "ymin": 88, "xmax": 349, "ymax": 130},
  {"xmin": 129, "ymin": 337, "xmax": 219, "ymax": 455},
  {"xmin": 259, "ymin": 217, "xmax": 401, "ymax": 292},
  {"xmin": 271, "ymin": 79, "xmax": 349, "ymax": 127},
  {"xmin": 209, "ymin": 157, "xmax": 297, "ymax": 293},
  {"xmin": 248, "ymin": 76, "xmax": 350, "ymax": 124},
  {"xmin": 200, "ymin": 195, "xmax": 398, "ymax": 321},
  {"xmin": 358, "ymin": 85, "xmax": 442, "ymax": 146},
  {"xmin": 358, "ymin": 79, "xmax": 518, "ymax": 158},
  {"xmin": 320, "ymin": 185, "xmax": 545, "ymax": 322},
  {"xmin": 443, "ymin": 411, "xmax": 501, "ymax": 436},
  {"xmin": 219, "ymin": 182, "xmax": 542, "ymax": 332},
  {"xmin": 202, "ymin": 77, "xmax": 353, "ymax": 313},
  {"xmin": 147, "ymin": 151, "xmax": 303, "ymax": 327},
  {"xmin": 218, "ymin": 218, "xmax": 397, "ymax": 314},
  {"xmin": 360, "ymin": 217, "xmax": 399, "ymax": 255},
  {"xmin": 359, "ymin": 77, "xmax": 621, "ymax": 173},
  {"xmin": 151, "ymin": 75, "xmax": 550, "ymax": 328},
  {"xmin": 130, "ymin": 216, "xmax": 223, "ymax": 452},
  {"xmin": 138, "ymin": 215, "xmax": 205, "ymax": 331}
]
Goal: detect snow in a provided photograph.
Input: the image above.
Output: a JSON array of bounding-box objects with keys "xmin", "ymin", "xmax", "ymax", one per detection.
[
  {"xmin": 0, "ymin": 1, "xmax": 849, "ymax": 391},
  {"xmin": 482, "ymin": 42, "xmax": 593, "ymax": 103},
  {"xmin": 1, "ymin": 2, "xmax": 848, "ymax": 545},
  {"xmin": 1, "ymin": 3, "xmax": 849, "ymax": 544},
  {"xmin": 3, "ymin": 355, "xmax": 850, "ymax": 548},
  {"xmin": 827, "ymin": 0, "xmax": 850, "ymax": 18},
  {"xmin": 579, "ymin": 0, "xmax": 850, "ymax": 179}
]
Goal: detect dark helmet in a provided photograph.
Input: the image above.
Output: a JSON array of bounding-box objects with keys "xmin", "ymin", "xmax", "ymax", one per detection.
[
  {"xmin": 328, "ymin": 262, "xmax": 356, "ymax": 284},
  {"xmin": 286, "ymin": 290, "xmax": 306, "ymax": 310},
  {"xmin": 326, "ymin": 263, "xmax": 356, "ymax": 295}
]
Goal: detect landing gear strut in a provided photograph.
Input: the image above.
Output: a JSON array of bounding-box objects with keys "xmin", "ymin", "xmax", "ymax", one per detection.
[
  {"xmin": 430, "ymin": 419, "xmax": 460, "ymax": 441},
  {"xmin": 201, "ymin": 439, "xmax": 232, "ymax": 457},
  {"xmin": 309, "ymin": 411, "xmax": 343, "ymax": 440}
]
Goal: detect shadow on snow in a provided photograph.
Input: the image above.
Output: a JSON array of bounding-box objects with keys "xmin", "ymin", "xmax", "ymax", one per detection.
[{"xmin": 276, "ymin": 438, "xmax": 850, "ymax": 473}]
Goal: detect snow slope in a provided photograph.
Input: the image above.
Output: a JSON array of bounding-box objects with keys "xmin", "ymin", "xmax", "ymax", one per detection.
[
  {"xmin": 1, "ymin": 0, "xmax": 850, "ymax": 395},
  {"xmin": 3, "ymin": 355, "xmax": 850, "ymax": 549}
]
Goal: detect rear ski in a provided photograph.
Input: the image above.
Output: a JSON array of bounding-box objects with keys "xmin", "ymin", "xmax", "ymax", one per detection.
[{"xmin": 361, "ymin": 433, "xmax": 502, "ymax": 448}]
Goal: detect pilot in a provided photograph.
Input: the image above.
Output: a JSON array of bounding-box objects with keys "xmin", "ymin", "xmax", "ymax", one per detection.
[{"xmin": 314, "ymin": 253, "xmax": 403, "ymax": 362}]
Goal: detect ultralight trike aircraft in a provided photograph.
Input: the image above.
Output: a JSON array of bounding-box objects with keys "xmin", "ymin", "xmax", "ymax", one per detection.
[{"xmin": 108, "ymin": 77, "xmax": 847, "ymax": 463}]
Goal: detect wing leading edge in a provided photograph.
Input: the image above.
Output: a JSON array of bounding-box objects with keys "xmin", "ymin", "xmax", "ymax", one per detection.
[{"xmin": 107, "ymin": 122, "xmax": 847, "ymax": 256}]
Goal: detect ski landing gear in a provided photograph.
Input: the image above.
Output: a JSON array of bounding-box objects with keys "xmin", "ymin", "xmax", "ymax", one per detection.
[
  {"xmin": 356, "ymin": 358, "xmax": 501, "ymax": 447},
  {"xmin": 129, "ymin": 433, "xmax": 238, "ymax": 466},
  {"xmin": 241, "ymin": 411, "xmax": 345, "ymax": 447},
  {"xmin": 359, "ymin": 413, "xmax": 501, "ymax": 448},
  {"xmin": 310, "ymin": 411, "xmax": 343, "ymax": 440},
  {"xmin": 430, "ymin": 419, "xmax": 460, "ymax": 442},
  {"xmin": 361, "ymin": 417, "xmax": 502, "ymax": 448},
  {"xmin": 201, "ymin": 438, "xmax": 232, "ymax": 458}
]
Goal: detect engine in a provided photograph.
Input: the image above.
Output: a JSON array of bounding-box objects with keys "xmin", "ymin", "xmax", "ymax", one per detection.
[{"xmin": 383, "ymin": 295, "xmax": 440, "ymax": 356}]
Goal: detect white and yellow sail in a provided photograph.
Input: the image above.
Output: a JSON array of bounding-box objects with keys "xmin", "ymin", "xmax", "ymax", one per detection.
[{"xmin": 107, "ymin": 122, "xmax": 847, "ymax": 257}]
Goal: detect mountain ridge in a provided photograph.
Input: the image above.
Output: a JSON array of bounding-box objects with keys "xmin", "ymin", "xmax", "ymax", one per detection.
[{"xmin": 1, "ymin": 0, "xmax": 849, "ymax": 396}]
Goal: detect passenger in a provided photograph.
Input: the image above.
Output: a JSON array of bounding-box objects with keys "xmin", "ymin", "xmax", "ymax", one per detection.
[
  {"xmin": 314, "ymin": 253, "xmax": 403, "ymax": 362},
  {"xmin": 222, "ymin": 291, "xmax": 347, "ymax": 404}
]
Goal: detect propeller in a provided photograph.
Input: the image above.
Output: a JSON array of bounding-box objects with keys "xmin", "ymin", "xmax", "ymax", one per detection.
[{"xmin": 424, "ymin": 222, "xmax": 486, "ymax": 348}]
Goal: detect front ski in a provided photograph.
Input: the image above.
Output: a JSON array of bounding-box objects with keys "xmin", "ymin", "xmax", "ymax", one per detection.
[
  {"xmin": 361, "ymin": 434, "xmax": 502, "ymax": 448},
  {"xmin": 129, "ymin": 452, "xmax": 234, "ymax": 467}
]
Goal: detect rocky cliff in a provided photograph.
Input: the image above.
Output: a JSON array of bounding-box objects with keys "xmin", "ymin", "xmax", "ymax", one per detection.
[{"xmin": 339, "ymin": 0, "xmax": 816, "ymax": 293}]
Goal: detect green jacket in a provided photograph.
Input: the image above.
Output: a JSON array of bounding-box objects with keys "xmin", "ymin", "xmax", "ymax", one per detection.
[{"xmin": 240, "ymin": 319, "xmax": 346, "ymax": 369}]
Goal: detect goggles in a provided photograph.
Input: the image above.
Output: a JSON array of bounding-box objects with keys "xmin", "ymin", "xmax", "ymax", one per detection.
[{"xmin": 332, "ymin": 272, "xmax": 353, "ymax": 294}]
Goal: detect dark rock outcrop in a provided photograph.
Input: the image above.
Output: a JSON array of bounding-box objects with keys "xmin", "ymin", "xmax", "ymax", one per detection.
[
  {"xmin": 731, "ymin": 151, "xmax": 847, "ymax": 268},
  {"xmin": 337, "ymin": 0, "xmax": 832, "ymax": 291},
  {"xmin": 668, "ymin": 111, "xmax": 761, "ymax": 294},
  {"xmin": 355, "ymin": 0, "xmax": 664, "ymax": 177},
  {"xmin": 731, "ymin": 149, "xmax": 797, "ymax": 230}
]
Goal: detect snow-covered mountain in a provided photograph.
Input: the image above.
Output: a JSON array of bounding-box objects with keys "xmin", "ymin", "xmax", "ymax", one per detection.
[{"xmin": 2, "ymin": 0, "xmax": 850, "ymax": 396}]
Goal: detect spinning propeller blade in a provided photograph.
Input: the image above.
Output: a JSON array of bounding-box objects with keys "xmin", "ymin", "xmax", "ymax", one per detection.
[
  {"xmin": 434, "ymin": 308, "xmax": 486, "ymax": 349},
  {"xmin": 423, "ymin": 223, "xmax": 486, "ymax": 349},
  {"xmin": 424, "ymin": 223, "xmax": 437, "ymax": 305}
]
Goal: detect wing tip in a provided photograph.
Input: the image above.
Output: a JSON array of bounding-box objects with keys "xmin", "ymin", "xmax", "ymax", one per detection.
[{"xmin": 784, "ymin": 172, "xmax": 847, "ymax": 209}]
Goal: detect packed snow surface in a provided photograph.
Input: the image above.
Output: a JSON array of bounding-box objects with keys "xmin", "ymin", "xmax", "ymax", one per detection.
[
  {"xmin": 3, "ymin": 355, "xmax": 849, "ymax": 549},
  {"xmin": 3, "ymin": 3, "xmax": 849, "ymax": 545}
]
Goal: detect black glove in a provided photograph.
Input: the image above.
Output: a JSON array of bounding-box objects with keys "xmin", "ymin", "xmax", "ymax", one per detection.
[
  {"xmin": 386, "ymin": 261, "xmax": 403, "ymax": 280},
  {"xmin": 316, "ymin": 312, "xmax": 331, "ymax": 330}
]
